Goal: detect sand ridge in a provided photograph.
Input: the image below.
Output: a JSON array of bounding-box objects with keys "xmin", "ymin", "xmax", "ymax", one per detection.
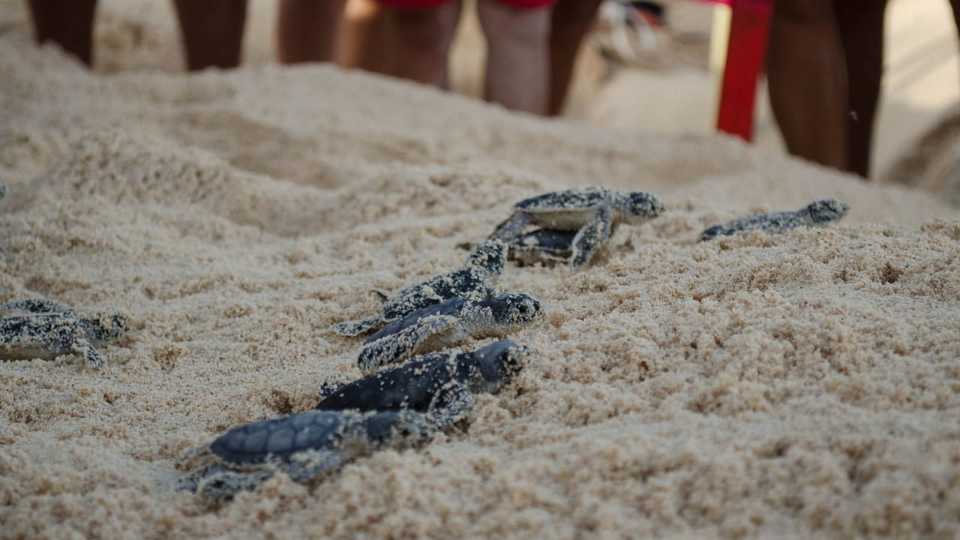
[{"xmin": 1, "ymin": 8, "xmax": 960, "ymax": 539}]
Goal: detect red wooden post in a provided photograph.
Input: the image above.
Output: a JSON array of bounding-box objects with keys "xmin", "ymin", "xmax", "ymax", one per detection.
[{"xmin": 715, "ymin": 0, "xmax": 773, "ymax": 142}]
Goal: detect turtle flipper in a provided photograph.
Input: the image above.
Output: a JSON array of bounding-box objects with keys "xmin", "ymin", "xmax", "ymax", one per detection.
[
  {"xmin": 570, "ymin": 205, "xmax": 613, "ymax": 269},
  {"xmin": 357, "ymin": 315, "xmax": 458, "ymax": 374},
  {"xmin": 284, "ymin": 449, "xmax": 346, "ymax": 483},
  {"xmin": 195, "ymin": 468, "xmax": 275, "ymax": 502},
  {"xmin": 71, "ymin": 338, "xmax": 104, "ymax": 369},
  {"xmin": 330, "ymin": 317, "xmax": 382, "ymax": 337},
  {"xmin": 490, "ymin": 211, "xmax": 532, "ymax": 243},
  {"xmin": 427, "ymin": 382, "xmax": 475, "ymax": 429}
]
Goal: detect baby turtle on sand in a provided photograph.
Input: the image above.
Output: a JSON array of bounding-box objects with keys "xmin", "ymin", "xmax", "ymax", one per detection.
[
  {"xmin": 318, "ymin": 339, "xmax": 529, "ymax": 413},
  {"xmin": 179, "ymin": 340, "xmax": 530, "ymax": 503},
  {"xmin": 700, "ymin": 198, "xmax": 850, "ymax": 241},
  {"xmin": 0, "ymin": 299, "xmax": 126, "ymax": 369},
  {"xmin": 490, "ymin": 187, "xmax": 664, "ymax": 269},
  {"xmin": 331, "ymin": 240, "xmax": 507, "ymax": 337},
  {"xmin": 178, "ymin": 409, "xmax": 437, "ymax": 503},
  {"xmin": 358, "ymin": 293, "xmax": 542, "ymax": 374}
]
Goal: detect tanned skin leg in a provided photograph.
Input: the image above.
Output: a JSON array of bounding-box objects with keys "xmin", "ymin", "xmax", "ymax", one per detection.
[
  {"xmin": 477, "ymin": 0, "xmax": 553, "ymax": 114},
  {"xmin": 172, "ymin": 0, "xmax": 248, "ymax": 70},
  {"xmin": 835, "ymin": 0, "xmax": 888, "ymax": 178},
  {"xmin": 383, "ymin": 1, "xmax": 461, "ymax": 88},
  {"xmin": 339, "ymin": 0, "xmax": 392, "ymax": 72},
  {"xmin": 547, "ymin": 0, "xmax": 602, "ymax": 116},
  {"xmin": 277, "ymin": 0, "xmax": 347, "ymax": 63},
  {"xmin": 767, "ymin": 0, "xmax": 849, "ymax": 171},
  {"xmin": 27, "ymin": 0, "xmax": 98, "ymax": 66}
]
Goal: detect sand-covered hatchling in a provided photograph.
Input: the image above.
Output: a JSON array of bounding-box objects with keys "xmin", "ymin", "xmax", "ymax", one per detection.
[
  {"xmin": 490, "ymin": 187, "xmax": 664, "ymax": 269},
  {"xmin": 0, "ymin": 298, "xmax": 127, "ymax": 369},
  {"xmin": 178, "ymin": 340, "xmax": 530, "ymax": 503},
  {"xmin": 318, "ymin": 339, "xmax": 530, "ymax": 413},
  {"xmin": 331, "ymin": 240, "xmax": 507, "ymax": 337},
  {"xmin": 178, "ymin": 409, "xmax": 438, "ymax": 503},
  {"xmin": 357, "ymin": 293, "xmax": 542, "ymax": 374},
  {"xmin": 700, "ymin": 198, "xmax": 850, "ymax": 241}
]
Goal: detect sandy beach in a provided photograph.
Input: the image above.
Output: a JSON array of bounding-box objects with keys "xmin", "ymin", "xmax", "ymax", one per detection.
[{"xmin": 2, "ymin": 1, "xmax": 960, "ymax": 538}]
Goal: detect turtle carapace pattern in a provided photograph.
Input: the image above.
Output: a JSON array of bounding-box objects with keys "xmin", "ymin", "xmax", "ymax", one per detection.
[
  {"xmin": 0, "ymin": 298, "xmax": 127, "ymax": 369},
  {"xmin": 178, "ymin": 409, "xmax": 439, "ymax": 503},
  {"xmin": 357, "ymin": 294, "xmax": 542, "ymax": 374},
  {"xmin": 330, "ymin": 240, "xmax": 508, "ymax": 337},
  {"xmin": 318, "ymin": 339, "xmax": 529, "ymax": 415},
  {"xmin": 700, "ymin": 198, "xmax": 850, "ymax": 241},
  {"xmin": 490, "ymin": 187, "xmax": 664, "ymax": 269}
]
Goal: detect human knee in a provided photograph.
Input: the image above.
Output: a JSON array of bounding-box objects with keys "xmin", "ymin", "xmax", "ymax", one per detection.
[{"xmin": 774, "ymin": 0, "xmax": 835, "ymax": 23}]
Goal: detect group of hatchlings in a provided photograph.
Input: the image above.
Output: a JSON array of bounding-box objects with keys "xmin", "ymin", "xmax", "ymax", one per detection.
[{"xmin": 0, "ymin": 184, "xmax": 849, "ymax": 503}]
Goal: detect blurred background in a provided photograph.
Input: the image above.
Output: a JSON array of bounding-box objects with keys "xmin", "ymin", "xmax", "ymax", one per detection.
[{"xmin": 3, "ymin": 0, "xmax": 958, "ymax": 196}]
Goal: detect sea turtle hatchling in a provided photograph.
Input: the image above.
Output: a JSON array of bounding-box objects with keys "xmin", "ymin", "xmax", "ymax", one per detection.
[
  {"xmin": 0, "ymin": 298, "xmax": 127, "ymax": 369},
  {"xmin": 178, "ymin": 409, "xmax": 439, "ymax": 503},
  {"xmin": 178, "ymin": 340, "xmax": 530, "ymax": 503},
  {"xmin": 357, "ymin": 293, "xmax": 542, "ymax": 374},
  {"xmin": 318, "ymin": 339, "xmax": 530, "ymax": 414},
  {"xmin": 490, "ymin": 187, "xmax": 664, "ymax": 269},
  {"xmin": 330, "ymin": 240, "xmax": 507, "ymax": 337},
  {"xmin": 700, "ymin": 198, "xmax": 850, "ymax": 241}
]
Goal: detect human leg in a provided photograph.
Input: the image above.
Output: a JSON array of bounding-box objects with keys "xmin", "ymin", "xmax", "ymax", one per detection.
[
  {"xmin": 835, "ymin": 0, "xmax": 888, "ymax": 178},
  {"xmin": 26, "ymin": 0, "xmax": 98, "ymax": 66},
  {"xmin": 172, "ymin": 0, "xmax": 248, "ymax": 71},
  {"xmin": 477, "ymin": 0, "xmax": 553, "ymax": 114},
  {"xmin": 381, "ymin": 0, "xmax": 461, "ymax": 88},
  {"xmin": 277, "ymin": 0, "xmax": 347, "ymax": 63},
  {"xmin": 548, "ymin": 0, "xmax": 602, "ymax": 116},
  {"xmin": 339, "ymin": 0, "xmax": 392, "ymax": 72},
  {"xmin": 767, "ymin": 0, "xmax": 848, "ymax": 171}
]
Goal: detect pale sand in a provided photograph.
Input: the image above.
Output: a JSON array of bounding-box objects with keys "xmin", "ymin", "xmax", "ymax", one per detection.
[{"xmin": 2, "ymin": 3, "xmax": 960, "ymax": 539}]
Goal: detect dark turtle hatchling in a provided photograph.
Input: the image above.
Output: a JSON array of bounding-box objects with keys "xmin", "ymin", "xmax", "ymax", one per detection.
[
  {"xmin": 0, "ymin": 299, "xmax": 127, "ymax": 369},
  {"xmin": 318, "ymin": 339, "xmax": 530, "ymax": 416},
  {"xmin": 357, "ymin": 293, "xmax": 542, "ymax": 374},
  {"xmin": 331, "ymin": 240, "xmax": 507, "ymax": 337},
  {"xmin": 178, "ymin": 341, "xmax": 531, "ymax": 503},
  {"xmin": 700, "ymin": 198, "xmax": 850, "ymax": 241},
  {"xmin": 178, "ymin": 409, "xmax": 438, "ymax": 503},
  {"xmin": 490, "ymin": 187, "xmax": 664, "ymax": 269}
]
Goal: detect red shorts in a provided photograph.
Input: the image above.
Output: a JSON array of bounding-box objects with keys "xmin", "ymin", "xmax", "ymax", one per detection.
[{"xmin": 380, "ymin": 0, "xmax": 554, "ymax": 9}]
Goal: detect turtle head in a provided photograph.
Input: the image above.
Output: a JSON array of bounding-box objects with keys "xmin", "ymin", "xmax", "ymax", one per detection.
[
  {"xmin": 805, "ymin": 198, "xmax": 849, "ymax": 224},
  {"xmin": 85, "ymin": 313, "xmax": 127, "ymax": 342},
  {"xmin": 621, "ymin": 192, "xmax": 665, "ymax": 224},
  {"xmin": 486, "ymin": 293, "xmax": 543, "ymax": 328},
  {"xmin": 472, "ymin": 339, "xmax": 530, "ymax": 392},
  {"xmin": 466, "ymin": 239, "xmax": 507, "ymax": 276}
]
